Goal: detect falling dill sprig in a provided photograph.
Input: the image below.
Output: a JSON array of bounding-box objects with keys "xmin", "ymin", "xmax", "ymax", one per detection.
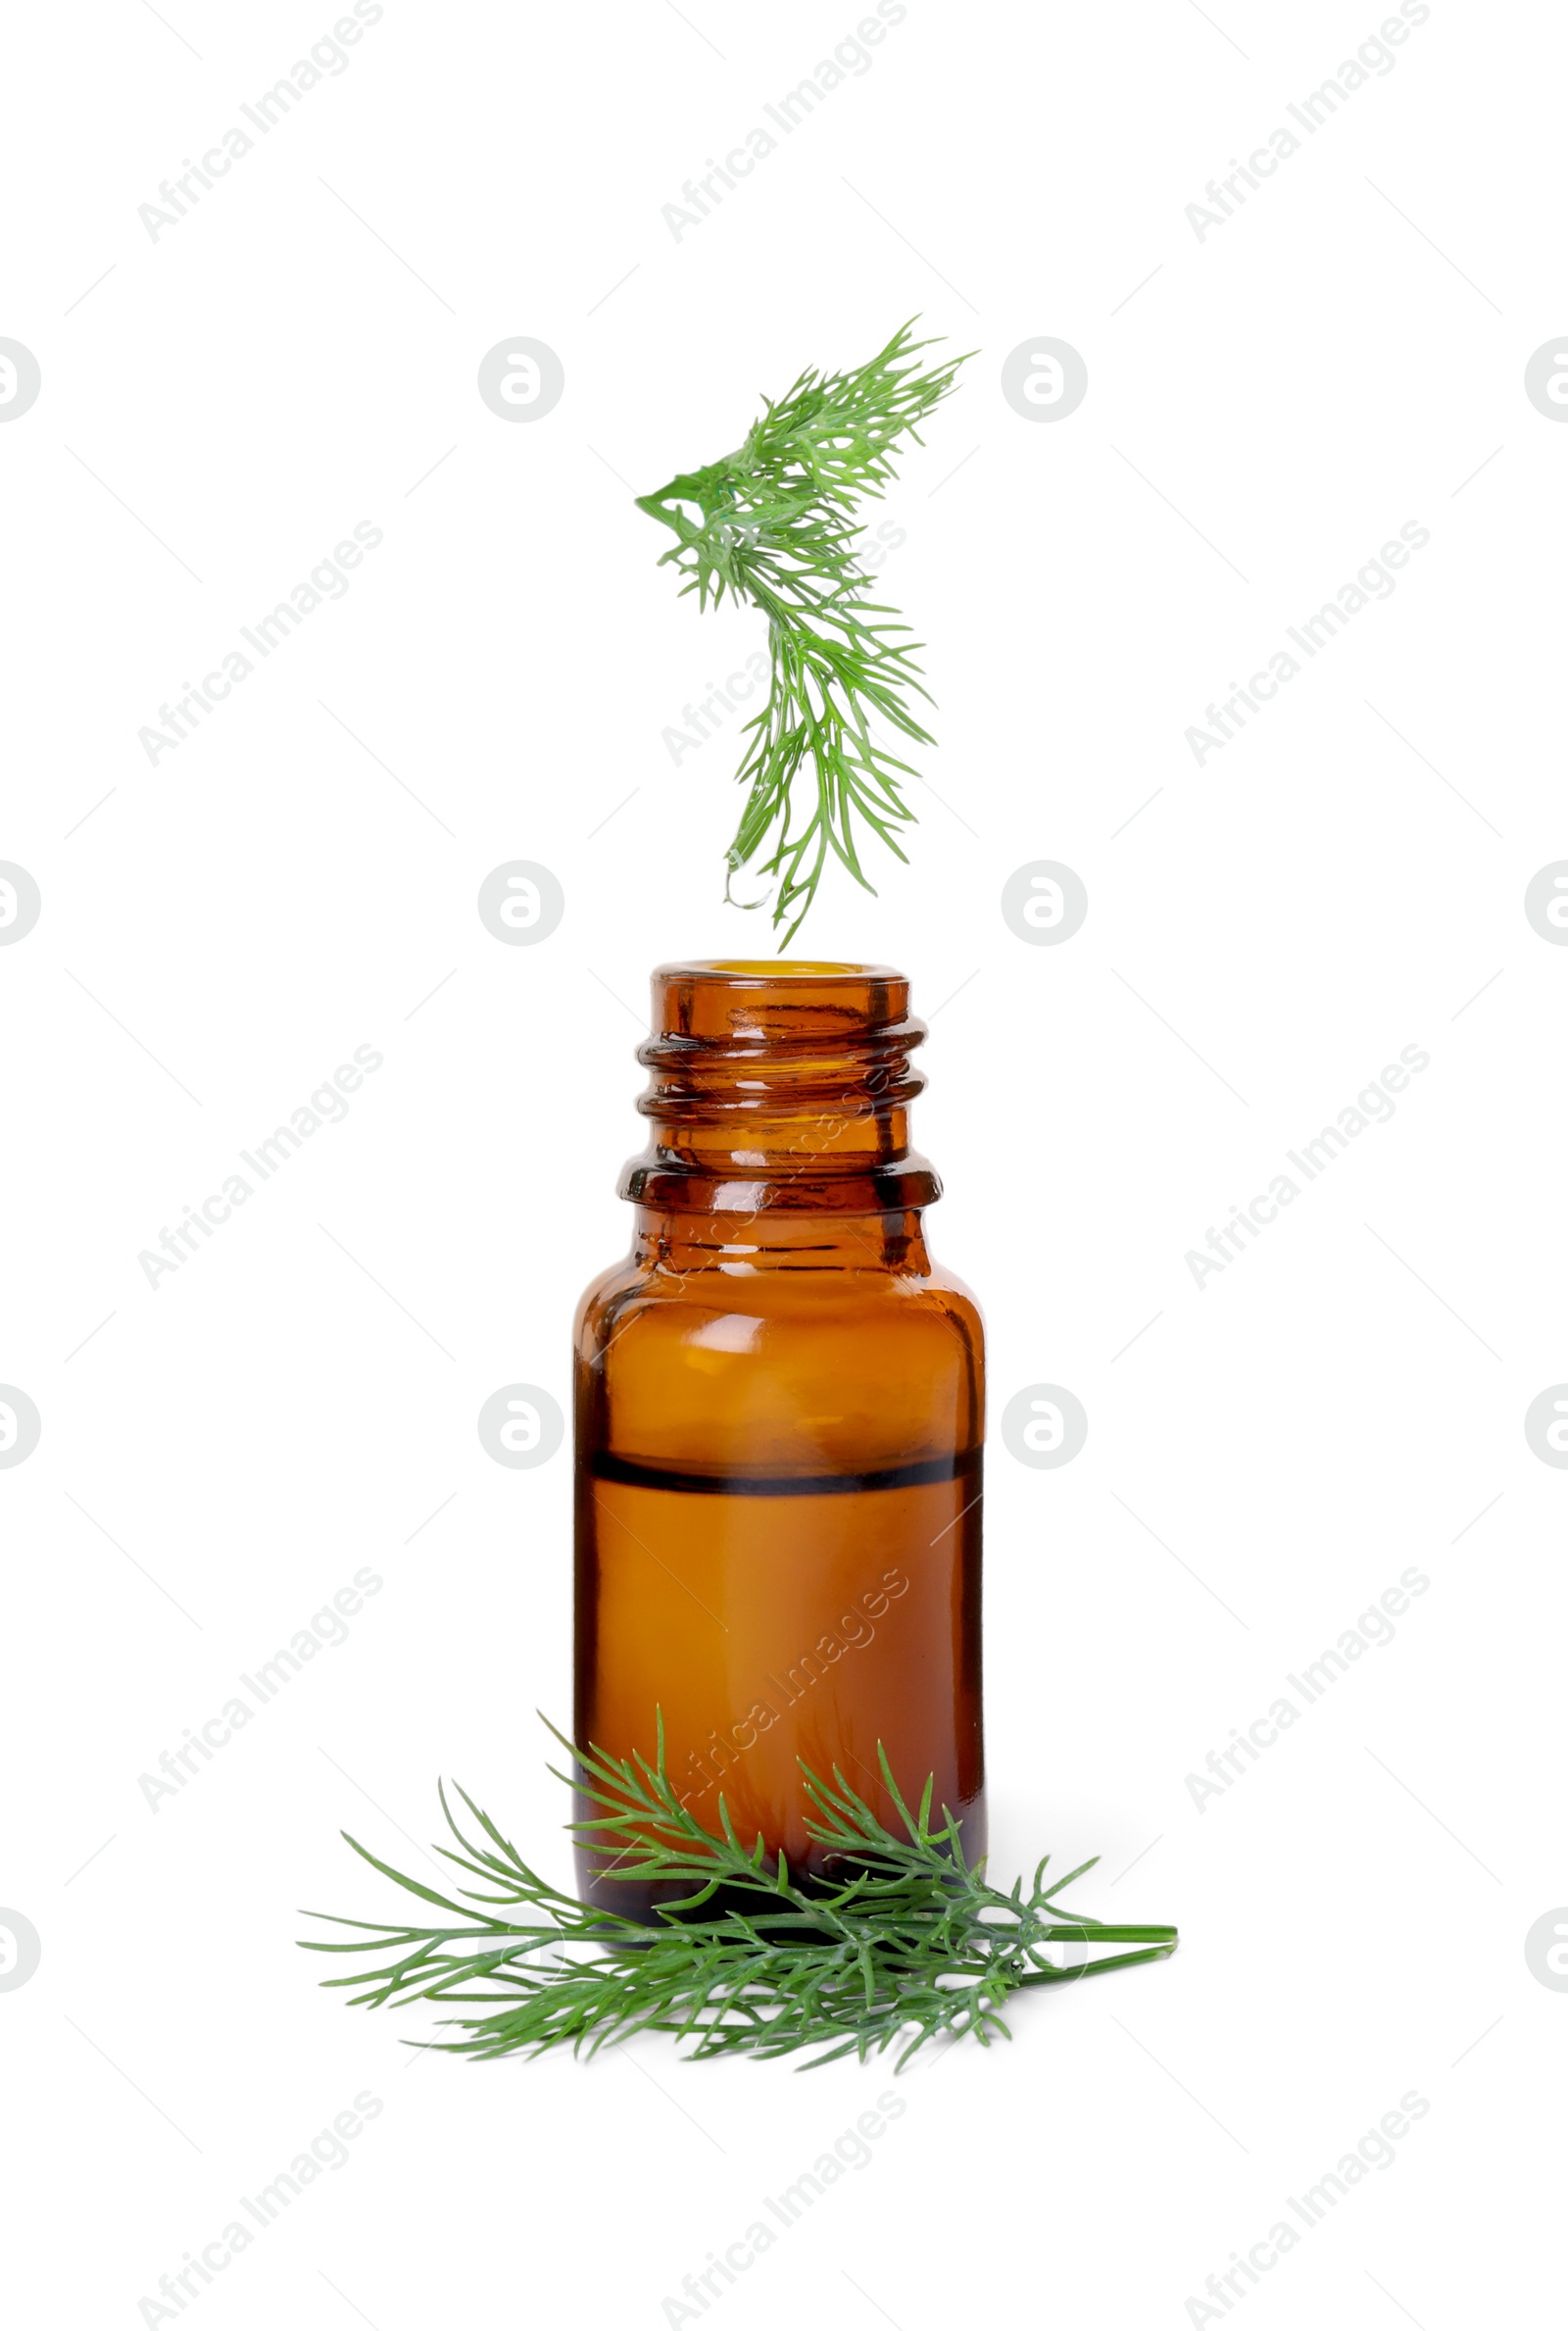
[
  {"xmin": 300, "ymin": 1720, "xmax": 1176, "ymax": 2069},
  {"xmin": 636, "ymin": 321, "xmax": 970, "ymax": 947}
]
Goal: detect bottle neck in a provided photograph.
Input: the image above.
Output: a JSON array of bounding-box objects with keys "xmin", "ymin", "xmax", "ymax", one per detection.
[
  {"xmin": 631, "ymin": 1206, "xmax": 933, "ymax": 1274},
  {"xmin": 617, "ymin": 960, "xmax": 941, "ymax": 1217}
]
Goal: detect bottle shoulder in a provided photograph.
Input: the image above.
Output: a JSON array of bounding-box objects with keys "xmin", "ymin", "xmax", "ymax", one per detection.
[
  {"xmin": 575, "ymin": 1249, "xmax": 983, "ymax": 1341},
  {"xmin": 574, "ymin": 1243, "xmax": 984, "ymax": 1472}
]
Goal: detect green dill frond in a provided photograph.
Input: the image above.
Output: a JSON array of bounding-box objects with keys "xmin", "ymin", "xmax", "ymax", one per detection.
[
  {"xmin": 301, "ymin": 1721, "xmax": 1177, "ymax": 2069},
  {"xmin": 636, "ymin": 321, "xmax": 970, "ymax": 947}
]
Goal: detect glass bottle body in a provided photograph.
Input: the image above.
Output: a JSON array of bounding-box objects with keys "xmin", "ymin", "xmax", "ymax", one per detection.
[{"xmin": 572, "ymin": 964, "xmax": 985, "ymax": 1920}]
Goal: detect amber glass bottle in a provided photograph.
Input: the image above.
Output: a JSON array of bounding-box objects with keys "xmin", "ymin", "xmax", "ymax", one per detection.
[{"xmin": 572, "ymin": 961, "xmax": 984, "ymax": 1921}]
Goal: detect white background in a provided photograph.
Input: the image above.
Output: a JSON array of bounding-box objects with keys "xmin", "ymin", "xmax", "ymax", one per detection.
[{"xmin": 3, "ymin": 1, "xmax": 1564, "ymax": 2324}]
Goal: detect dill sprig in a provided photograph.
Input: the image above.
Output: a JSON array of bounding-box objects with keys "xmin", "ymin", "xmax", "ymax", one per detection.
[
  {"xmin": 300, "ymin": 1722, "xmax": 1177, "ymax": 2069},
  {"xmin": 636, "ymin": 321, "xmax": 970, "ymax": 947}
]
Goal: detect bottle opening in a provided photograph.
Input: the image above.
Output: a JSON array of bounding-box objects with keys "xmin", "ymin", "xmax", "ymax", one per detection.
[{"xmin": 665, "ymin": 959, "xmax": 895, "ymax": 981}]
